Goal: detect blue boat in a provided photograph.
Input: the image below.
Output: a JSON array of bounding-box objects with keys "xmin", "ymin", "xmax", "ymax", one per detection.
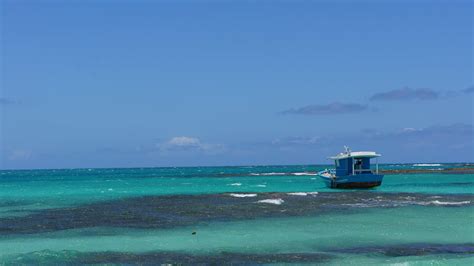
[{"xmin": 318, "ymin": 147, "xmax": 384, "ymax": 189}]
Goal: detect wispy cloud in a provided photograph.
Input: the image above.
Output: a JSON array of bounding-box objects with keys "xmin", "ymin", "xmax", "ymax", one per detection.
[
  {"xmin": 99, "ymin": 136, "xmax": 226, "ymax": 156},
  {"xmin": 158, "ymin": 136, "xmax": 225, "ymax": 154},
  {"xmin": 394, "ymin": 123, "xmax": 473, "ymax": 137},
  {"xmin": 356, "ymin": 123, "xmax": 473, "ymax": 141},
  {"xmin": 160, "ymin": 136, "xmax": 203, "ymax": 151},
  {"xmin": 280, "ymin": 85, "xmax": 469, "ymax": 117},
  {"xmin": 270, "ymin": 123, "xmax": 472, "ymax": 161},
  {"xmin": 369, "ymin": 87, "xmax": 439, "ymax": 101},
  {"xmin": 280, "ymin": 102, "xmax": 368, "ymax": 115},
  {"xmin": 272, "ymin": 136, "xmax": 322, "ymax": 146},
  {"xmin": 0, "ymin": 97, "xmax": 18, "ymax": 105},
  {"xmin": 463, "ymin": 86, "xmax": 474, "ymax": 94}
]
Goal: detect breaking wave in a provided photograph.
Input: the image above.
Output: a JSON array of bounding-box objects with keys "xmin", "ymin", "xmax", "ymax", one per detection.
[
  {"xmin": 257, "ymin": 199, "xmax": 284, "ymax": 205},
  {"xmin": 249, "ymin": 172, "xmax": 317, "ymax": 176},
  {"xmin": 291, "ymin": 172, "xmax": 317, "ymax": 176},
  {"xmin": 343, "ymin": 199, "xmax": 472, "ymax": 208},
  {"xmin": 229, "ymin": 193, "xmax": 258, "ymax": 198},
  {"xmin": 250, "ymin": 172, "xmax": 286, "ymax": 176},
  {"xmin": 287, "ymin": 192, "xmax": 319, "ymax": 196},
  {"xmin": 413, "ymin": 163, "xmax": 442, "ymax": 167},
  {"xmin": 429, "ymin": 200, "xmax": 471, "ymax": 206}
]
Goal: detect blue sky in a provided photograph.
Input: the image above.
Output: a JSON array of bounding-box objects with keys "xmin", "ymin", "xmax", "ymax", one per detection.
[{"xmin": 1, "ymin": 0, "xmax": 472, "ymax": 169}]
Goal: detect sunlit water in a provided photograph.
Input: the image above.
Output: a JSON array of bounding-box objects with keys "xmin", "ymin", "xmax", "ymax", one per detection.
[{"xmin": 0, "ymin": 164, "xmax": 473, "ymax": 264}]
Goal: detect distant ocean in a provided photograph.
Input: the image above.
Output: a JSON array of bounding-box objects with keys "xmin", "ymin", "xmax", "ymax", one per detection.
[{"xmin": 1, "ymin": 164, "xmax": 473, "ymax": 265}]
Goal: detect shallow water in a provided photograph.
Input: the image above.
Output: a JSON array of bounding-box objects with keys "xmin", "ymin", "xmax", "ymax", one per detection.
[{"xmin": 0, "ymin": 164, "xmax": 473, "ymax": 264}]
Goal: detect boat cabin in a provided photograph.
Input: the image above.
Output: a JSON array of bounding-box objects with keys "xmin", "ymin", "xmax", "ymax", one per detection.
[{"xmin": 329, "ymin": 148, "xmax": 380, "ymax": 177}]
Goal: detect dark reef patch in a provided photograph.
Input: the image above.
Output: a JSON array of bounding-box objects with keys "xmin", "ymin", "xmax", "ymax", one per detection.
[
  {"xmin": 0, "ymin": 192, "xmax": 472, "ymax": 235},
  {"xmin": 330, "ymin": 243, "xmax": 474, "ymax": 257},
  {"xmin": 4, "ymin": 250, "xmax": 334, "ymax": 265},
  {"xmin": 5, "ymin": 244, "xmax": 474, "ymax": 264},
  {"xmin": 389, "ymin": 182, "xmax": 474, "ymax": 188},
  {"xmin": 381, "ymin": 168, "xmax": 474, "ymax": 174},
  {"xmin": 78, "ymin": 251, "xmax": 333, "ymax": 265}
]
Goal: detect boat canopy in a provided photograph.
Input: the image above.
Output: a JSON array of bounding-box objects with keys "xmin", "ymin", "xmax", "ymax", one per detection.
[{"xmin": 329, "ymin": 151, "xmax": 381, "ymax": 160}]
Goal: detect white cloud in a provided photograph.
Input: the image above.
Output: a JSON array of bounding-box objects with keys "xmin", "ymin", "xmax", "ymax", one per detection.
[
  {"xmin": 400, "ymin": 127, "xmax": 422, "ymax": 133},
  {"xmin": 159, "ymin": 136, "xmax": 225, "ymax": 154},
  {"xmin": 167, "ymin": 136, "xmax": 202, "ymax": 148}
]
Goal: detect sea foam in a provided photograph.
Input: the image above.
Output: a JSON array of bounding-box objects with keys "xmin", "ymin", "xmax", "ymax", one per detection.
[
  {"xmin": 287, "ymin": 192, "xmax": 319, "ymax": 196},
  {"xmin": 413, "ymin": 163, "xmax": 442, "ymax": 167},
  {"xmin": 250, "ymin": 172, "xmax": 286, "ymax": 176},
  {"xmin": 249, "ymin": 172, "xmax": 317, "ymax": 176},
  {"xmin": 257, "ymin": 198, "xmax": 284, "ymax": 205},
  {"xmin": 229, "ymin": 193, "xmax": 257, "ymax": 198},
  {"xmin": 429, "ymin": 200, "xmax": 471, "ymax": 206}
]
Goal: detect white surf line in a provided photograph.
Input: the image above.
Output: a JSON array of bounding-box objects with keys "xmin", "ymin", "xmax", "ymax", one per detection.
[
  {"xmin": 286, "ymin": 192, "xmax": 319, "ymax": 196},
  {"xmin": 229, "ymin": 193, "xmax": 258, "ymax": 198},
  {"xmin": 291, "ymin": 172, "xmax": 317, "ymax": 176},
  {"xmin": 257, "ymin": 198, "xmax": 284, "ymax": 205},
  {"xmin": 430, "ymin": 200, "xmax": 471, "ymax": 206},
  {"xmin": 413, "ymin": 163, "xmax": 442, "ymax": 167},
  {"xmin": 250, "ymin": 172, "xmax": 286, "ymax": 176}
]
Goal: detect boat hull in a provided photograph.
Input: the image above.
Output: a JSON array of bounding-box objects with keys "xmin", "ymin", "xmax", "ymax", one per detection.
[
  {"xmin": 317, "ymin": 172, "xmax": 384, "ymax": 189},
  {"xmin": 332, "ymin": 181, "xmax": 382, "ymax": 189}
]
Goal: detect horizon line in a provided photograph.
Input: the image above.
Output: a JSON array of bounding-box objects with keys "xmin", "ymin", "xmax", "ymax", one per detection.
[{"xmin": 1, "ymin": 162, "xmax": 473, "ymax": 171}]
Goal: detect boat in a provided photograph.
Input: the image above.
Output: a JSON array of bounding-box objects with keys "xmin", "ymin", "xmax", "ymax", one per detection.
[{"xmin": 317, "ymin": 146, "xmax": 384, "ymax": 189}]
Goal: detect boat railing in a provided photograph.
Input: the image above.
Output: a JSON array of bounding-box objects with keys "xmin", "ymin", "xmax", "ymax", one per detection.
[
  {"xmin": 353, "ymin": 169, "xmax": 377, "ymax": 174},
  {"xmin": 323, "ymin": 168, "xmax": 379, "ymax": 175}
]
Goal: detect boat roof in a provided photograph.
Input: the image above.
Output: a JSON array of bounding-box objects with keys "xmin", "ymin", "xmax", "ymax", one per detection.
[{"xmin": 329, "ymin": 151, "xmax": 381, "ymax": 160}]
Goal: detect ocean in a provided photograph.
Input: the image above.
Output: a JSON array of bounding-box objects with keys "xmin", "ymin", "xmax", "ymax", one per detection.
[{"xmin": 0, "ymin": 164, "xmax": 473, "ymax": 265}]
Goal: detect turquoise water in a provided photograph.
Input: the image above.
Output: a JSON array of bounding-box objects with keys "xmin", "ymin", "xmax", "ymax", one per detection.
[{"xmin": 0, "ymin": 164, "xmax": 473, "ymax": 264}]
